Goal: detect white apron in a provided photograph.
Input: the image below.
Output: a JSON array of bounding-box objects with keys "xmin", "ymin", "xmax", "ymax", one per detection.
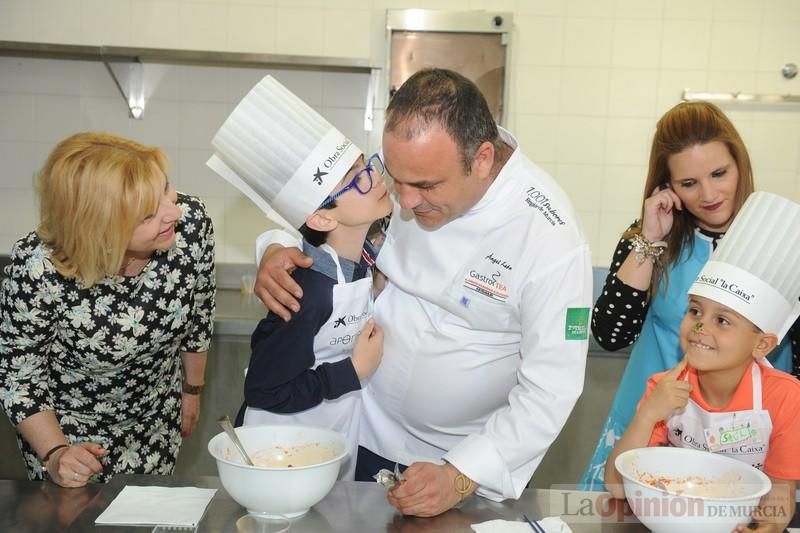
[
  {"xmin": 244, "ymin": 244, "xmax": 373, "ymax": 479},
  {"xmin": 666, "ymin": 362, "xmax": 771, "ymax": 471}
]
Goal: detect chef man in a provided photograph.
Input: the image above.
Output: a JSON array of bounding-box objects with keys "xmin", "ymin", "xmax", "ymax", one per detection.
[{"xmin": 255, "ymin": 68, "xmax": 593, "ymax": 516}]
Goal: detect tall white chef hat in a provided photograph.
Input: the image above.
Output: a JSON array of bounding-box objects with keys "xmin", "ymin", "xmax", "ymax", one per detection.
[
  {"xmin": 207, "ymin": 75, "xmax": 361, "ymax": 230},
  {"xmin": 688, "ymin": 191, "xmax": 800, "ymax": 340}
]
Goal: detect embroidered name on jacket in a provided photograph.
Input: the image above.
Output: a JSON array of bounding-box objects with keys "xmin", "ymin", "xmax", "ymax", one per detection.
[{"xmin": 524, "ymin": 187, "xmax": 566, "ymax": 226}]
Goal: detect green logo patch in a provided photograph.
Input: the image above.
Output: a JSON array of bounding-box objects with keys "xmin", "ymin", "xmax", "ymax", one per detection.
[{"xmin": 565, "ymin": 307, "xmax": 590, "ymax": 340}]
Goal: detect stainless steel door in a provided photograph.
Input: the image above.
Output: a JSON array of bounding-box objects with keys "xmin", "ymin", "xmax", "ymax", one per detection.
[
  {"xmin": 389, "ymin": 31, "xmax": 507, "ymax": 123},
  {"xmin": 386, "ymin": 9, "xmax": 512, "ymax": 125}
]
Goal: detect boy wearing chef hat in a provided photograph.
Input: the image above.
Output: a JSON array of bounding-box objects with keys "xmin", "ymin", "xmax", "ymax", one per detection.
[
  {"xmin": 605, "ymin": 192, "xmax": 800, "ymax": 530},
  {"xmin": 207, "ymin": 76, "xmax": 393, "ymax": 478}
]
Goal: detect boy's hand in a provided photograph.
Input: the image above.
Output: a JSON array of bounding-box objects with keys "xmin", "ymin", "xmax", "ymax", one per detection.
[
  {"xmin": 639, "ymin": 358, "xmax": 691, "ymax": 424},
  {"xmin": 352, "ymin": 319, "xmax": 384, "ymax": 379},
  {"xmin": 734, "ymin": 477, "xmax": 795, "ymax": 533},
  {"xmin": 733, "ymin": 519, "xmax": 783, "ymax": 532}
]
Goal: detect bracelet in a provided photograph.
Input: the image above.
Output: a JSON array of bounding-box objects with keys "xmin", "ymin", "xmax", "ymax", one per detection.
[
  {"xmin": 182, "ymin": 381, "xmax": 204, "ymax": 395},
  {"xmin": 454, "ymin": 473, "xmax": 474, "ymax": 502},
  {"xmin": 630, "ymin": 234, "xmax": 667, "ymax": 265},
  {"xmin": 41, "ymin": 443, "xmax": 68, "ymax": 468}
]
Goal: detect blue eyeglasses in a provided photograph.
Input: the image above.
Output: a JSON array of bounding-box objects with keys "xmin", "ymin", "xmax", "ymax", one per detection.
[{"xmin": 318, "ymin": 153, "xmax": 385, "ymax": 208}]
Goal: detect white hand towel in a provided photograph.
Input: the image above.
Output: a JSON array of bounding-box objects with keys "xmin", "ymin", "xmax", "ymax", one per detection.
[{"xmin": 95, "ymin": 485, "xmax": 217, "ymax": 526}]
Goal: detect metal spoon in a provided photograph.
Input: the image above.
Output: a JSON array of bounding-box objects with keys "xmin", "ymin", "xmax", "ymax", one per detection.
[{"xmin": 217, "ymin": 415, "xmax": 254, "ymax": 466}]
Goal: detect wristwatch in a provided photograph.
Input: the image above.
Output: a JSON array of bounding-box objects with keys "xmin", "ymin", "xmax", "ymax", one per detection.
[{"xmin": 182, "ymin": 381, "xmax": 205, "ymax": 395}]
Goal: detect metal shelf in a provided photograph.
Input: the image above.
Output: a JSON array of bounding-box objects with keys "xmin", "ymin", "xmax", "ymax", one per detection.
[
  {"xmin": 682, "ymin": 89, "xmax": 800, "ymax": 106},
  {"xmin": 0, "ymin": 40, "xmax": 380, "ymax": 119},
  {"xmin": 0, "ymin": 40, "xmax": 376, "ymax": 71}
]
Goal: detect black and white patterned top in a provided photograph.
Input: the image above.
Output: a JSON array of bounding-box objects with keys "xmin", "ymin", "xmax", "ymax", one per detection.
[
  {"xmin": 0, "ymin": 193, "xmax": 215, "ymax": 481},
  {"xmin": 592, "ymin": 221, "xmax": 800, "ymax": 377}
]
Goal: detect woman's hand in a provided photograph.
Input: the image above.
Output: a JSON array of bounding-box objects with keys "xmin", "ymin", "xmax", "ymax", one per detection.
[
  {"xmin": 47, "ymin": 443, "xmax": 105, "ymax": 488},
  {"xmin": 641, "ymin": 185, "xmax": 683, "ymax": 242},
  {"xmin": 255, "ymin": 245, "xmax": 313, "ymax": 321},
  {"xmin": 181, "ymin": 392, "xmax": 201, "ymax": 437},
  {"xmin": 180, "ymin": 351, "xmax": 206, "ymax": 438},
  {"xmin": 352, "ymin": 319, "xmax": 384, "ymax": 380}
]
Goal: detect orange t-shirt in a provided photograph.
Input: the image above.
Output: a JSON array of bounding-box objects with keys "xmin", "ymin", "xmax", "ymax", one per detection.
[{"xmin": 641, "ymin": 362, "xmax": 800, "ymax": 480}]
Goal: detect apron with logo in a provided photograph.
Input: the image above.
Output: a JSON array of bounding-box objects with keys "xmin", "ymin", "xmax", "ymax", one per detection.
[
  {"xmin": 579, "ymin": 232, "xmax": 791, "ymax": 490},
  {"xmin": 244, "ymin": 244, "xmax": 373, "ymax": 479},
  {"xmin": 666, "ymin": 362, "xmax": 771, "ymax": 470}
]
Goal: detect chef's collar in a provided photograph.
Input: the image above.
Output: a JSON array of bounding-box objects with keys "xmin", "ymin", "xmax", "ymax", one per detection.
[{"xmin": 466, "ymin": 127, "xmax": 519, "ymax": 214}]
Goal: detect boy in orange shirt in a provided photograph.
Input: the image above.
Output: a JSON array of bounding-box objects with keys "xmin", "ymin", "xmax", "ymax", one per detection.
[{"xmin": 605, "ymin": 192, "xmax": 800, "ymax": 533}]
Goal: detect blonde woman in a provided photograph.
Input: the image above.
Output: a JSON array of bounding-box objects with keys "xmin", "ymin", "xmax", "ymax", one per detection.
[{"xmin": 0, "ymin": 133, "xmax": 216, "ymax": 487}]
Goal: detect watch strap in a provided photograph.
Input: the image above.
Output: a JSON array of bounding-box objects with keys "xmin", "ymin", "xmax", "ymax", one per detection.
[{"xmin": 182, "ymin": 381, "xmax": 204, "ymax": 395}]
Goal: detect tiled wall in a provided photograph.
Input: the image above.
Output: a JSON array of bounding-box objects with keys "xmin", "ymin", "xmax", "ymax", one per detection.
[
  {"xmin": 506, "ymin": 0, "xmax": 800, "ymax": 267},
  {"xmin": 1, "ymin": 0, "xmax": 800, "ymax": 267},
  {"xmin": 0, "ymin": 60, "xmax": 373, "ymax": 262}
]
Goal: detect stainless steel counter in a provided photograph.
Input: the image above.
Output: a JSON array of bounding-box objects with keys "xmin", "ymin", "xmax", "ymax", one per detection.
[{"xmin": 0, "ymin": 475, "xmax": 653, "ymax": 532}]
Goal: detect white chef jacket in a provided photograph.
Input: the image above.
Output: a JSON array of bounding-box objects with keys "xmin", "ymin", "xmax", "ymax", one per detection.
[{"xmin": 256, "ymin": 128, "xmax": 592, "ymax": 501}]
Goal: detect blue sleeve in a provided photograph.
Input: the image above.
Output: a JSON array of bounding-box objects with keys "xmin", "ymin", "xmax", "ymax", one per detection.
[
  {"xmin": 790, "ymin": 317, "xmax": 800, "ymax": 378},
  {"xmin": 244, "ymin": 269, "xmax": 362, "ymax": 413}
]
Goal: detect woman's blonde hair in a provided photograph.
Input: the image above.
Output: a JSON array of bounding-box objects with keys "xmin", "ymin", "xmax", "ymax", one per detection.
[
  {"xmin": 626, "ymin": 101, "xmax": 754, "ymax": 295},
  {"xmin": 37, "ymin": 132, "xmax": 170, "ymax": 287}
]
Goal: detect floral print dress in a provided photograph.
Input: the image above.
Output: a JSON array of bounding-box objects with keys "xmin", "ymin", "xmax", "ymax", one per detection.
[{"xmin": 0, "ymin": 194, "xmax": 215, "ymax": 481}]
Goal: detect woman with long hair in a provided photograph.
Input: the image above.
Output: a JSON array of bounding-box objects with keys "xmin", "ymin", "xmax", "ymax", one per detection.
[{"xmin": 580, "ymin": 102, "xmax": 799, "ymax": 490}]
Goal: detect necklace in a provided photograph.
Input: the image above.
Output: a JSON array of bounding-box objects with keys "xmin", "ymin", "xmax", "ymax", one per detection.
[
  {"xmin": 119, "ymin": 256, "xmax": 134, "ymax": 275},
  {"xmin": 120, "ymin": 255, "xmax": 146, "ymax": 274}
]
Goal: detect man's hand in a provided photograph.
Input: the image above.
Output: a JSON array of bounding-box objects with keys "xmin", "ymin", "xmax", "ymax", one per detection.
[
  {"xmin": 638, "ymin": 357, "xmax": 691, "ymax": 424},
  {"xmin": 388, "ymin": 462, "xmax": 475, "ymax": 517},
  {"xmin": 352, "ymin": 320, "xmax": 384, "ymax": 379},
  {"xmin": 255, "ymin": 244, "xmax": 313, "ymax": 321},
  {"xmin": 181, "ymin": 392, "xmax": 201, "ymax": 437}
]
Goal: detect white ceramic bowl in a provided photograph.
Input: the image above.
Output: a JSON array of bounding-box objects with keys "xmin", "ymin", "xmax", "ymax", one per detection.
[
  {"xmin": 615, "ymin": 447, "xmax": 771, "ymax": 533},
  {"xmin": 208, "ymin": 424, "xmax": 348, "ymax": 518}
]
